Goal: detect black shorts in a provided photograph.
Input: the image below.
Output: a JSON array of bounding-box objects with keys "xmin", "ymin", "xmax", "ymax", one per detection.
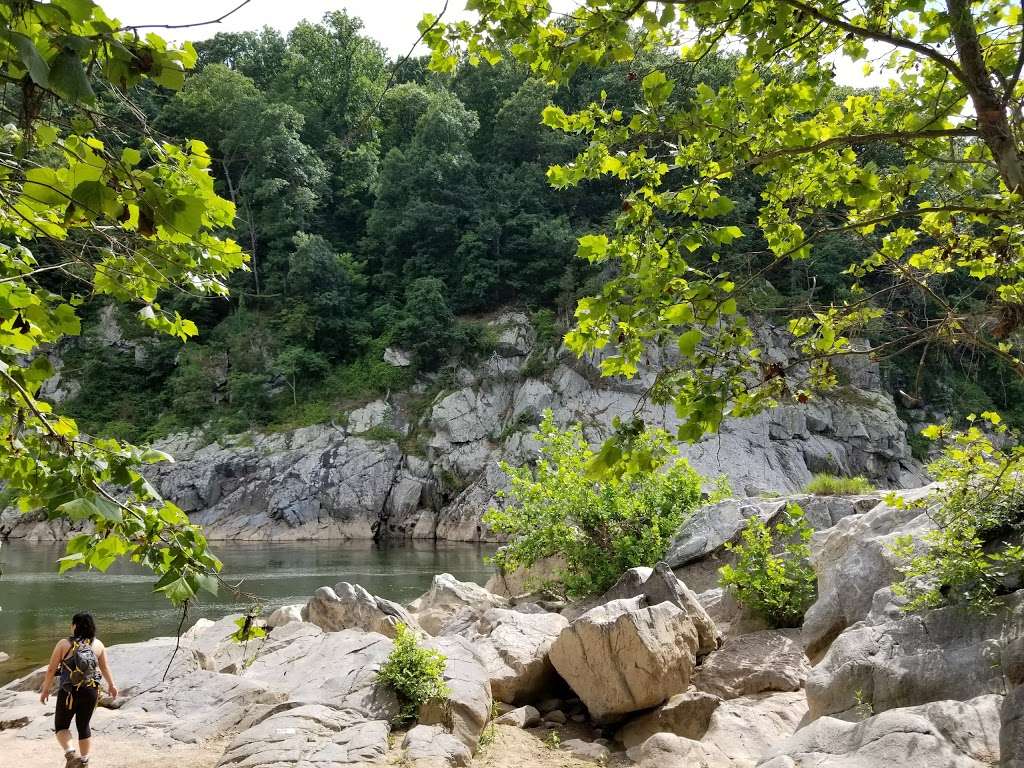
[{"xmin": 53, "ymin": 686, "xmax": 98, "ymax": 739}]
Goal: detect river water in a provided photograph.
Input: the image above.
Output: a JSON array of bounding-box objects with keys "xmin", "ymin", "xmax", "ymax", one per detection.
[{"xmin": 0, "ymin": 540, "xmax": 496, "ymax": 685}]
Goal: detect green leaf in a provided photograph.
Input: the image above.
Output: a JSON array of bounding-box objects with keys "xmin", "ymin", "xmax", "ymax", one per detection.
[
  {"xmin": 157, "ymin": 575, "xmax": 195, "ymax": 605},
  {"xmin": 48, "ymin": 50, "xmax": 96, "ymax": 104},
  {"xmin": 678, "ymin": 329, "xmax": 702, "ymax": 357},
  {"xmin": 140, "ymin": 447, "xmax": 174, "ymax": 464},
  {"xmin": 2, "ymin": 31, "xmax": 49, "ymax": 86},
  {"xmin": 56, "ymin": 497, "xmax": 96, "ymax": 521},
  {"xmin": 57, "ymin": 552, "xmax": 86, "ymax": 574},
  {"xmin": 576, "ymin": 234, "xmax": 609, "ymax": 261},
  {"xmin": 195, "ymin": 572, "xmax": 219, "ymax": 597},
  {"xmin": 641, "ymin": 70, "xmax": 674, "ymax": 107}
]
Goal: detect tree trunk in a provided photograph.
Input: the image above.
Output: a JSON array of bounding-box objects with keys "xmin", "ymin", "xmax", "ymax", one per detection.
[{"xmin": 946, "ymin": 0, "xmax": 1024, "ymax": 192}]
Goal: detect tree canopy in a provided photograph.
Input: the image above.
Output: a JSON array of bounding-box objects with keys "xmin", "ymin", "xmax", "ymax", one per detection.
[{"xmin": 424, "ymin": 0, "xmax": 1024, "ymax": 469}]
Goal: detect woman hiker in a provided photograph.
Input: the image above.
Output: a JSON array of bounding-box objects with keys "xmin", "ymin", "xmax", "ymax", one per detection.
[{"xmin": 39, "ymin": 613, "xmax": 118, "ymax": 768}]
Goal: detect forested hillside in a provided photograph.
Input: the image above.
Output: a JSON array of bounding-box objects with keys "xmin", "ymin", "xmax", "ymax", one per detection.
[{"xmin": 55, "ymin": 11, "xmax": 1022, "ymax": 447}]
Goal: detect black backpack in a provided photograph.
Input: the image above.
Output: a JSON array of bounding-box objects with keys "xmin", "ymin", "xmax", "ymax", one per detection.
[{"xmin": 60, "ymin": 639, "xmax": 100, "ymax": 692}]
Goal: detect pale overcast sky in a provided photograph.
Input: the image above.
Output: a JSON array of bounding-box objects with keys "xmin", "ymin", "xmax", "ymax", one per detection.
[
  {"xmin": 100, "ymin": 0, "xmax": 886, "ymax": 86},
  {"xmin": 100, "ymin": 1, "xmax": 498, "ymax": 56}
]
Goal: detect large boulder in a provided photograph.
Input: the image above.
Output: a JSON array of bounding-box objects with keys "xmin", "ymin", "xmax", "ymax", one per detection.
[
  {"xmin": 616, "ymin": 689, "xmax": 722, "ymax": 748},
  {"xmin": 694, "ymin": 630, "xmax": 809, "ymax": 700},
  {"xmin": 216, "ymin": 704, "xmax": 391, "ymax": 767},
  {"xmin": 627, "ymin": 692, "xmax": 807, "ymax": 767},
  {"xmin": 408, "ymin": 573, "xmax": 507, "ymax": 635},
  {"xmin": 758, "ymin": 695, "xmax": 1004, "ymax": 768},
  {"xmin": 418, "ymin": 635, "xmax": 493, "ymax": 752},
  {"xmin": 806, "ymin": 590, "xmax": 1024, "ymax": 721},
  {"xmin": 241, "ymin": 628, "xmax": 398, "ymax": 718},
  {"xmin": 403, "ymin": 724, "xmax": 472, "ymax": 767},
  {"xmin": 549, "ymin": 595, "xmax": 700, "ymax": 722},
  {"xmin": 801, "ymin": 486, "xmax": 935, "ymax": 657},
  {"xmin": 457, "ymin": 607, "xmax": 568, "ymax": 704},
  {"xmin": 594, "ymin": 563, "xmax": 720, "ymax": 655},
  {"xmin": 302, "ymin": 582, "xmax": 419, "ymax": 638}
]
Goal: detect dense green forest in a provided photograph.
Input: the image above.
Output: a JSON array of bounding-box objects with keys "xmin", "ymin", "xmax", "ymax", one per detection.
[{"xmin": 57, "ymin": 11, "xmax": 1024, "ymax": 443}]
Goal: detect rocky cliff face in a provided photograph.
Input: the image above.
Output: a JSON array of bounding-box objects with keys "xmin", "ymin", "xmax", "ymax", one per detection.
[{"xmin": 0, "ymin": 311, "xmax": 924, "ymax": 542}]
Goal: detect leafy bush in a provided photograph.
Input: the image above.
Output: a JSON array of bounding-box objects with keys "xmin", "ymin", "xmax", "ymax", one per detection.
[
  {"xmin": 377, "ymin": 623, "xmax": 450, "ymax": 724},
  {"xmin": 719, "ymin": 503, "xmax": 817, "ymax": 628},
  {"xmin": 890, "ymin": 414, "xmax": 1024, "ymax": 614},
  {"xmin": 484, "ymin": 411, "xmax": 704, "ymax": 596},
  {"xmin": 802, "ymin": 473, "xmax": 875, "ymax": 496}
]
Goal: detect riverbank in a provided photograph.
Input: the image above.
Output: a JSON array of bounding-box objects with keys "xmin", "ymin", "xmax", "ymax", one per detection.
[{"xmin": 3, "ymin": 488, "xmax": 1021, "ymax": 767}]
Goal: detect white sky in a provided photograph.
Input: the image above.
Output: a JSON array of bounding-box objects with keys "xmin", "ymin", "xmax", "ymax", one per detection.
[{"xmin": 100, "ymin": 0, "xmax": 886, "ymax": 86}]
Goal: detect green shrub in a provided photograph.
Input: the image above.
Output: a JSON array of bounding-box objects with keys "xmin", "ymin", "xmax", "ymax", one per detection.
[
  {"xmin": 890, "ymin": 414, "xmax": 1024, "ymax": 614},
  {"xmin": 802, "ymin": 473, "xmax": 875, "ymax": 496},
  {"xmin": 485, "ymin": 411, "xmax": 704, "ymax": 597},
  {"xmin": 377, "ymin": 623, "xmax": 450, "ymax": 724},
  {"xmin": 358, "ymin": 424, "xmax": 404, "ymax": 442},
  {"xmin": 719, "ymin": 503, "xmax": 817, "ymax": 628}
]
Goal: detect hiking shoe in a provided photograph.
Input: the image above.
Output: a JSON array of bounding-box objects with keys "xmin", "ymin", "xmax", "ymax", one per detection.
[
  {"xmin": 66, "ymin": 758, "xmax": 87, "ymax": 768},
  {"xmin": 63, "ymin": 751, "xmax": 77, "ymax": 768}
]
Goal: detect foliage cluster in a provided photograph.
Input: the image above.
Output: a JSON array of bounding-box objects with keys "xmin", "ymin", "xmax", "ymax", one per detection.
[
  {"xmin": 719, "ymin": 503, "xmax": 817, "ymax": 628},
  {"xmin": 424, "ymin": 0, "xmax": 1024, "ymax": 475},
  {"xmin": 0, "ymin": 0, "xmax": 246, "ymax": 613},
  {"xmin": 891, "ymin": 413, "xmax": 1024, "ymax": 613},
  {"xmin": 377, "ymin": 623, "xmax": 450, "ymax": 725},
  {"xmin": 802, "ymin": 473, "xmax": 875, "ymax": 496},
  {"xmin": 485, "ymin": 411, "xmax": 704, "ymax": 596},
  {"xmin": 58, "ymin": 10, "xmax": 644, "ymax": 439}
]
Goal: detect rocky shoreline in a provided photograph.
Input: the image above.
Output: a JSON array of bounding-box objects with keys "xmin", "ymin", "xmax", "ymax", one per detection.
[{"xmin": 3, "ymin": 487, "xmax": 1021, "ymax": 767}]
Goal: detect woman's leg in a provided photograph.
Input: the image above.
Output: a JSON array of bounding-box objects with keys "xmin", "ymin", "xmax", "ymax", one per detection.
[
  {"xmin": 74, "ymin": 687, "xmax": 99, "ymax": 761},
  {"xmin": 54, "ymin": 689, "xmax": 77, "ymax": 761}
]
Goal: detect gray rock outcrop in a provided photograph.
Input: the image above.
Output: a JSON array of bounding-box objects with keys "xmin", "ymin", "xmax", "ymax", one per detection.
[
  {"xmin": 418, "ymin": 635, "xmax": 492, "ymax": 752},
  {"xmin": 5, "ymin": 312, "xmax": 923, "ymax": 543},
  {"xmin": 626, "ymin": 692, "xmax": 807, "ymax": 767},
  {"xmin": 590, "ymin": 563, "xmax": 720, "ymax": 655},
  {"xmin": 494, "ymin": 704, "xmax": 541, "ymax": 728},
  {"xmin": 758, "ymin": 695, "xmax": 1004, "ymax": 768},
  {"xmin": 665, "ymin": 493, "xmax": 884, "ymax": 569},
  {"xmin": 402, "ymin": 724, "xmax": 472, "ymax": 767},
  {"xmin": 217, "ymin": 704, "xmax": 392, "ymax": 767},
  {"xmin": 806, "ymin": 590, "xmax": 1024, "ymax": 721},
  {"xmin": 801, "ymin": 485, "xmax": 935, "ymax": 657}
]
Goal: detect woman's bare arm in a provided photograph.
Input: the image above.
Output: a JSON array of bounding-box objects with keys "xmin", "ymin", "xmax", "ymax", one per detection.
[
  {"xmin": 39, "ymin": 640, "xmax": 68, "ymax": 704},
  {"xmin": 96, "ymin": 643, "xmax": 118, "ymax": 699}
]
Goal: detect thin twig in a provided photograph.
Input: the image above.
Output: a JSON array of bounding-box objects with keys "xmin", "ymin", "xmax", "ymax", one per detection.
[{"xmin": 117, "ymin": 0, "xmax": 254, "ymax": 32}]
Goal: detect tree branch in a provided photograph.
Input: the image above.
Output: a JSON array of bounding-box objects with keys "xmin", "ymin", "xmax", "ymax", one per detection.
[
  {"xmin": 748, "ymin": 127, "xmax": 978, "ymax": 165},
  {"xmin": 116, "ymin": 0, "xmax": 253, "ymax": 32},
  {"xmin": 660, "ymin": 0, "xmax": 967, "ymax": 81}
]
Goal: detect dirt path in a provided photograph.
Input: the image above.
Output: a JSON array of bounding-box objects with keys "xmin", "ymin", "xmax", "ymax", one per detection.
[
  {"xmin": 0, "ymin": 732, "xmax": 223, "ymax": 768},
  {"xmin": 470, "ymin": 724, "xmax": 630, "ymax": 768},
  {"xmin": 3, "ymin": 720, "xmax": 625, "ymax": 768}
]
